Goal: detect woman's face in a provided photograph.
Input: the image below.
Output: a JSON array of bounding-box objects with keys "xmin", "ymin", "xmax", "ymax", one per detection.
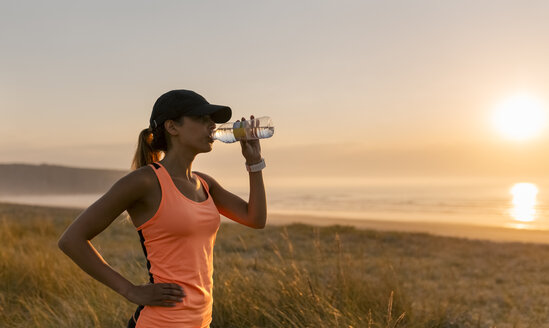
[{"xmin": 168, "ymin": 115, "xmax": 216, "ymax": 153}]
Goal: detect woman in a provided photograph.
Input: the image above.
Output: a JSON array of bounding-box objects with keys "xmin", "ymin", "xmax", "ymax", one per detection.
[{"xmin": 58, "ymin": 89, "xmax": 267, "ymax": 328}]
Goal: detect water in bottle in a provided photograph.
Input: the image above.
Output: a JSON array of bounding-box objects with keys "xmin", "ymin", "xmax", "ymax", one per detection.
[{"xmin": 214, "ymin": 116, "xmax": 274, "ymax": 143}]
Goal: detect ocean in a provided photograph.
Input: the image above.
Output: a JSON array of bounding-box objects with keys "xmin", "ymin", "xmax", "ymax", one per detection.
[{"xmin": 2, "ymin": 177, "xmax": 549, "ymax": 231}]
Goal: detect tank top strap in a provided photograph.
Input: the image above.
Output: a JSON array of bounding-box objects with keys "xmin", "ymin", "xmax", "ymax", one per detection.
[
  {"xmin": 194, "ymin": 173, "xmax": 210, "ymax": 193},
  {"xmin": 148, "ymin": 162, "xmax": 173, "ymax": 193}
]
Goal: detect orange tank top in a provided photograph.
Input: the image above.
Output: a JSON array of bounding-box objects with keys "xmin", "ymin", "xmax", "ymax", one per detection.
[{"xmin": 134, "ymin": 162, "xmax": 220, "ymax": 328}]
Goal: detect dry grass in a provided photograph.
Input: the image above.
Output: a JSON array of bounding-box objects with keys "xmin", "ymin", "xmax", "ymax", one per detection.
[{"xmin": 1, "ymin": 202, "xmax": 549, "ymax": 327}]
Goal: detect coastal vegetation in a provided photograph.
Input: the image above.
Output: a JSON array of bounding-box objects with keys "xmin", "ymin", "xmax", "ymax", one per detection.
[{"xmin": 1, "ymin": 202, "xmax": 548, "ymax": 327}]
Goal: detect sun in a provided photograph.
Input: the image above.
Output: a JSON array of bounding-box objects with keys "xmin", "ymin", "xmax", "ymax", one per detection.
[{"xmin": 493, "ymin": 93, "xmax": 547, "ymax": 141}]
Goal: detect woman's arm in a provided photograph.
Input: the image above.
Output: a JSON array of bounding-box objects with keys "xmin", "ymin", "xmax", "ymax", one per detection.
[
  {"xmin": 198, "ymin": 170, "xmax": 266, "ymax": 229},
  {"xmin": 198, "ymin": 116, "xmax": 267, "ymax": 229},
  {"xmin": 57, "ymin": 168, "xmax": 185, "ymax": 307}
]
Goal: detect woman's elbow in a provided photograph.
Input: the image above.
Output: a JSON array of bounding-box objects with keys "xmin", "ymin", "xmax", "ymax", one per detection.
[
  {"xmin": 57, "ymin": 235, "xmax": 71, "ymax": 252},
  {"xmin": 253, "ymin": 215, "xmax": 267, "ymax": 229},
  {"xmin": 57, "ymin": 231, "xmax": 80, "ymax": 252}
]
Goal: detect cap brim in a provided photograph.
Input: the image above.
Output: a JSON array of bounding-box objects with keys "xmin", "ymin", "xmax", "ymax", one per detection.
[{"xmin": 188, "ymin": 104, "xmax": 232, "ymax": 123}]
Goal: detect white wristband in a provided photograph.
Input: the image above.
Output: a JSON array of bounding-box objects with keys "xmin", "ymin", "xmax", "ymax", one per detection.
[{"xmin": 246, "ymin": 158, "xmax": 266, "ymax": 172}]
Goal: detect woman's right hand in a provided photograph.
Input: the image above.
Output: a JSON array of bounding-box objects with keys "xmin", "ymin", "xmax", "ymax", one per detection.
[{"xmin": 125, "ymin": 283, "xmax": 185, "ymax": 307}]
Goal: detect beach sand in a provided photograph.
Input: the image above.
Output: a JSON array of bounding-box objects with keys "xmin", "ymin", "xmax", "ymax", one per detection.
[{"xmin": 258, "ymin": 213, "xmax": 549, "ymax": 245}]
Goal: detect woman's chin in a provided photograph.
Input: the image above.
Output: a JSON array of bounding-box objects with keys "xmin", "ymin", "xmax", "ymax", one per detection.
[{"xmin": 202, "ymin": 143, "xmax": 214, "ymax": 153}]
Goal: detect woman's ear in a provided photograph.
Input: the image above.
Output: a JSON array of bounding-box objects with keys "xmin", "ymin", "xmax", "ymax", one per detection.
[{"xmin": 164, "ymin": 120, "xmax": 179, "ymax": 136}]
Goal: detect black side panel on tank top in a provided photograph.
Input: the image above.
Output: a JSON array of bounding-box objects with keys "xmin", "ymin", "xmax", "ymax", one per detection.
[{"xmin": 128, "ymin": 162, "xmax": 160, "ymax": 327}]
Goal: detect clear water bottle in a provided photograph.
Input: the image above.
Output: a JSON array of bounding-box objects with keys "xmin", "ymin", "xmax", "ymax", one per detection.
[{"xmin": 214, "ymin": 116, "xmax": 274, "ymax": 143}]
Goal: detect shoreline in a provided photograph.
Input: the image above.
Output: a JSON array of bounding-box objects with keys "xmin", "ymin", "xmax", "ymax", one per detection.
[
  {"xmin": 261, "ymin": 213, "xmax": 549, "ymax": 245},
  {"xmin": 2, "ymin": 200, "xmax": 547, "ymax": 245}
]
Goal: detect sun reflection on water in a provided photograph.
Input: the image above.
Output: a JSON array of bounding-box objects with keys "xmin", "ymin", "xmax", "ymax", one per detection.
[{"xmin": 509, "ymin": 183, "xmax": 538, "ymax": 223}]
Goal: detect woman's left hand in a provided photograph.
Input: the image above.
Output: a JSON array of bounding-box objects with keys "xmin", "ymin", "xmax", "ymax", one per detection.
[{"xmin": 238, "ymin": 115, "xmax": 262, "ymax": 165}]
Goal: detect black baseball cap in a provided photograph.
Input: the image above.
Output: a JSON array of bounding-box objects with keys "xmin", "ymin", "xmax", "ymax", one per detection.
[{"xmin": 149, "ymin": 90, "xmax": 232, "ymax": 129}]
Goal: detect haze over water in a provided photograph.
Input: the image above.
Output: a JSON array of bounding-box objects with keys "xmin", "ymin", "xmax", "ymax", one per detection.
[
  {"xmin": 3, "ymin": 177, "xmax": 549, "ymax": 231},
  {"xmin": 263, "ymin": 178, "xmax": 549, "ymax": 231}
]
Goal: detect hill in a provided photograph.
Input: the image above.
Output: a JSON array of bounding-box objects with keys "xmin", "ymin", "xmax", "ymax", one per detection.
[{"xmin": 0, "ymin": 163, "xmax": 127, "ymax": 195}]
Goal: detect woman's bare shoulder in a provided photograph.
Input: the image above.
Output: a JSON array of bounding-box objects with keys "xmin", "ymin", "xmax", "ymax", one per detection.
[
  {"xmin": 129, "ymin": 165, "xmax": 156, "ymax": 180},
  {"xmin": 120, "ymin": 165, "xmax": 157, "ymax": 190}
]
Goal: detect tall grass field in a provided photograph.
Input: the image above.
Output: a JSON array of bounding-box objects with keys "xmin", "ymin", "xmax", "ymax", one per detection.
[{"xmin": 1, "ymin": 202, "xmax": 549, "ymax": 327}]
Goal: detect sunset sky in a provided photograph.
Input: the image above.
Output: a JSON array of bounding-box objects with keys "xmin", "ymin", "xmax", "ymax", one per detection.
[{"xmin": 3, "ymin": 0, "xmax": 549, "ymax": 181}]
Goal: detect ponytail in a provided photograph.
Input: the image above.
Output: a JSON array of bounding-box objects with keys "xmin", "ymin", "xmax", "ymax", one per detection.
[
  {"xmin": 131, "ymin": 127, "xmax": 167, "ymax": 170},
  {"xmin": 131, "ymin": 116, "xmax": 183, "ymax": 169}
]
